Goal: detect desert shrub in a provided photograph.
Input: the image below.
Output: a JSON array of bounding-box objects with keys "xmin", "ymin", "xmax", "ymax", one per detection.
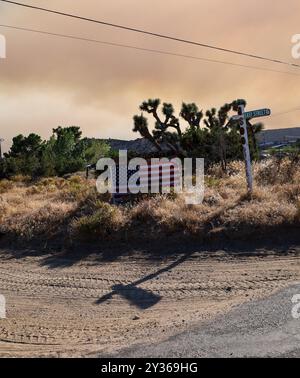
[
  {"xmin": 207, "ymin": 164, "xmax": 227, "ymax": 179},
  {"xmin": 130, "ymin": 197, "xmax": 161, "ymax": 223},
  {"xmin": 276, "ymin": 184, "xmax": 300, "ymax": 203},
  {"xmin": 0, "ymin": 179, "xmax": 14, "ymax": 194},
  {"xmin": 206, "ymin": 161, "xmax": 244, "ymax": 179},
  {"xmin": 205, "ymin": 176, "xmax": 221, "ymax": 188},
  {"xmin": 0, "ymin": 199, "xmax": 9, "ymax": 223},
  {"xmin": 131, "ymin": 196, "xmax": 208, "ymax": 235},
  {"xmin": 202, "ymin": 188, "xmax": 223, "ymax": 206},
  {"xmin": 26, "ymin": 185, "xmax": 44, "ymax": 195},
  {"xmin": 255, "ymin": 158, "xmax": 299, "ymax": 185},
  {"xmin": 58, "ymin": 183, "xmax": 97, "ymax": 203},
  {"xmin": 238, "ymin": 187, "xmax": 270, "ymax": 203},
  {"xmin": 220, "ymin": 200, "xmax": 297, "ymax": 229},
  {"xmin": 38, "ymin": 177, "xmax": 59, "ymax": 187},
  {"xmin": 68, "ymin": 175, "xmax": 84, "ymax": 185},
  {"xmin": 71, "ymin": 202, "xmax": 125, "ymax": 239},
  {"xmin": 226, "ymin": 161, "xmax": 244, "ymax": 176},
  {"xmin": 10, "ymin": 175, "xmax": 31, "ymax": 183},
  {"xmin": 1, "ymin": 202, "xmax": 76, "ymax": 240},
  {"xmin": 30, "ymin": 175, "xmax": 103, "ymax": 204}
]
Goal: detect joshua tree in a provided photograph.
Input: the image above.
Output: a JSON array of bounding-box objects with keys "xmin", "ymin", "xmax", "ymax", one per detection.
[
  {"xmin": 180, "ymin": 103, "xmax": 203, "ymax": 130},
  {"xmin": 203, "ymin": 103, "xmax": 233, "ymax": 171},
  {"xmin": 132, "ymin": 98, "xmax": 263, "ymax": 168},
  {"xmin": 246, "ymin": 121, "xmax": 264, "ymax": 159},
  {"xmin": 133, "ymin": 114, "xmax": 163, "ymax": 152},
  {"xmin": 133, "ymin": 99, "xmax": 183, "ymax": 154},
  {"xmin": 140, "ymin": 99, "xmax": 182, "ymax": 138},
  {"xmin": 133, "ymin": 99, "xmax": 207, "ymax": 155}
]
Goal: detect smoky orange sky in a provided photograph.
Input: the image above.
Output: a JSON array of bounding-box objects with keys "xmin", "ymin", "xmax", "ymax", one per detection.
[{"xmin": 1, "ymin": 0, "xmax": 300, "ymax": 152}]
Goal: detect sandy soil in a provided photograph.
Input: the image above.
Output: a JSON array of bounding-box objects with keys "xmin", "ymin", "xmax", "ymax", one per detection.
[{"xmin": 0, "ymin": 245, "xmax": 299, "ymax": 357}]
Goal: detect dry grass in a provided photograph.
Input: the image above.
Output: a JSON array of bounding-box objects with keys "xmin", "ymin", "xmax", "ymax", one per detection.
[
  {"xmin": 0, "ymin": 175, "xmax": 96, "ymax": 240},
  {"xmin": 0, "ymin": 179, "xmax": 14, "ymax": 194},
  {"xmin": 0, "ymin": 158, "xmax": 299, "ymax": 243}
]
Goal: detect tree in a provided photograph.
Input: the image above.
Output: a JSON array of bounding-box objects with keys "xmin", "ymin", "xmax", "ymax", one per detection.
[
  {"xmin": 203, "ymin": 103, "xmax": 233, "ymax": 171},
  {"xmin": 79, "ymin": 138, "xmax": 111, "ymax": 165},
  {"xmin": 133, "ymin": 114, "xmax": 162, "ymax": 152},
  {"xmin": 133, "ymin": 98, "xmax": 263, "ymax": 170},
  {"xmin": 134, "ymin": 99, "xmax": 184, "ymax": 155},
  {"xmin": 52, "ymin": 126, "xmax": 82, "ymax": 143},
  {"xmin": 8, "ymin": 133, "xmax": 43, "ymax": 158},
  {"xmin": 133, "ymin": 100, "xmax": 207, "ymax": 156},
  {"xmin": 50, "ymin": 126, "xmax": 85, "ymax": 175},
  {"xmin": 3, "ymin": 133, "xmax": 44, "ymax": 177},
  {"xmin": 180, "ymin": 103, "xmax": 203, "ymax": 130},
  {"xmin": 247, "ymin": 121, "xmax": 264, "ymax": 160},
  {"xmin": 140, "ymin": 99, "xmax": 182, "ymax": 138},
  {"xmin": 0, "ymin": 127, "xmax": 111, "ymax": 178}
]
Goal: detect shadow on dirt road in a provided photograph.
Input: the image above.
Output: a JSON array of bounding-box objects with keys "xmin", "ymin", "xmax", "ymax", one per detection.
[{"xmin": 95, "ymin": 253, "xmax": 193, "ymax": 308}]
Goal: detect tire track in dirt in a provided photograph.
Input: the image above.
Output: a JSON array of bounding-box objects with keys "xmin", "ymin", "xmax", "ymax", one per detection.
[{"xmin": 0, "ymin": 251, "xmax": 299, "ymax": 357}]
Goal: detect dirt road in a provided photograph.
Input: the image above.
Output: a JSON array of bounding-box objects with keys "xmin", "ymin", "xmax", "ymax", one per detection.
[{"xmin": 0, "ymin": 246, "xmax": 299, "ymax": 357}]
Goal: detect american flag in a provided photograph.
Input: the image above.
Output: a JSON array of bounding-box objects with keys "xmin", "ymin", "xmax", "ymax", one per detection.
[{"xmin": 111, "ymin": 160, "xmax": 181, "ymax": 204}]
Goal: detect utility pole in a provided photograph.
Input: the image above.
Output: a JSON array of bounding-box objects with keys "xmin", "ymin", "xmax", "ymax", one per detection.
[{"xmin": 0, "ymin": 138, "xmax": 4, "ymax": 159}]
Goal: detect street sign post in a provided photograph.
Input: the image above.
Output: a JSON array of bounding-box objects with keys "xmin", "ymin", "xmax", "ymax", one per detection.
[
  {"xmin": 233, "ymin": 106, "xmax": 271, "ymax": 192},
  {"xmin": 237, "ymin": 104, "xmax": 253, "ymax": 192},
  {"xmin": 0, "ymin": 138, "xmax": 4, "ymax": 160}
]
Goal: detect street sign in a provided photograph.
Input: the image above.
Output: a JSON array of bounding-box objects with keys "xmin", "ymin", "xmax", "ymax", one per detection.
[
  {"xmin": 244, "ymin": 108, "xmax": 271, "ymax": 120},
  {"xmin": 231, "ymin": 104, "xmax": 271, "ymax": 193}
]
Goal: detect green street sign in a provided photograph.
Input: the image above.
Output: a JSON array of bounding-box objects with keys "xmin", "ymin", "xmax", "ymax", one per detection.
[{"xmin": 244, "ymin": 108, "xmax": 271, "ymax": 120}]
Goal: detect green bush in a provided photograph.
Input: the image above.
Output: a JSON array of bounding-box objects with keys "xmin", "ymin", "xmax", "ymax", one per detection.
[{"xmin": 71, "ymin": 202, "xmax": 125, "ymax": 239}]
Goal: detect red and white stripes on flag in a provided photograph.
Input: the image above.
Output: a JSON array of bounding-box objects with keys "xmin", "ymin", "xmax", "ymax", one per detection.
[
  {"xmin": 139, "ymin": 160, "xmax": 181, "ymax": 192},
  {"xmin": 112, "ymin": 160, "xmax": 181, "ymax": 203}
]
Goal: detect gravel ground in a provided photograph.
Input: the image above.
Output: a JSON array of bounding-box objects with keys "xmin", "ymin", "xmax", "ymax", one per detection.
[{"xmin": 115, "ymin": 284, "xmax": 300, "ymax": 358}]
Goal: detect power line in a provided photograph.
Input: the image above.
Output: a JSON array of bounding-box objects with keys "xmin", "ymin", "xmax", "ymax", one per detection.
[
  {"xmin": 1, "ymin": 0, "xmax": 300, "ymax": 70},
  {"xmin": 1, "ymin": 23, "xmax": 300, "ymax": 78},
  {"xmin": 259, "ymin": 107, "xmax": 300, "ymax": 120},
  {"xmin": 270, "ymin": 107, "xmax": 300, "ymax": 118}
]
